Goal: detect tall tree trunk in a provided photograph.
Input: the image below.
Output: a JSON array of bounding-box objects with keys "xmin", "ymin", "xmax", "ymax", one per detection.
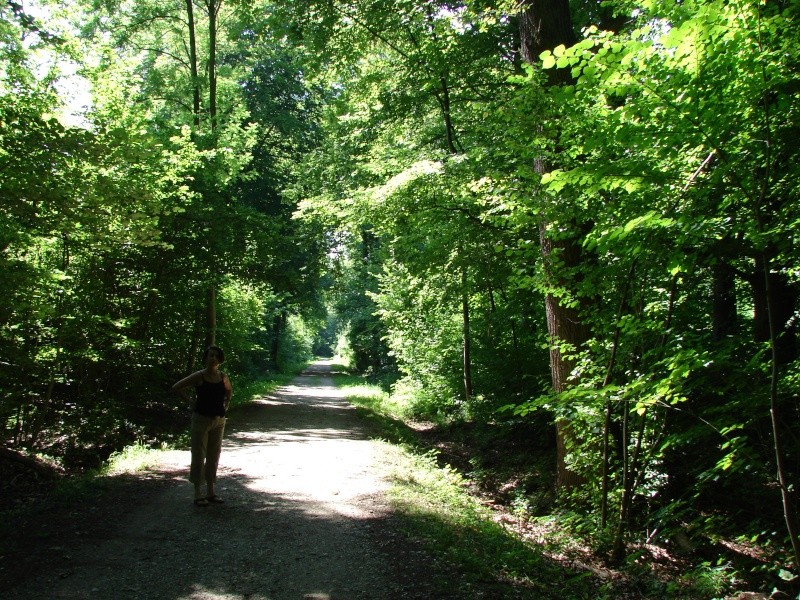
[
  {"xmin": 207, "ymin": 0, "xmax": 220, "ymax": 133},
  {"xmin": 435, "ymin": 63, "xmax": 470, "ymax": 399},
  {"xmin": 202, "ymin": 0, "xmax": 223, "ymax": 345},
  {"xmin": 34, "ymin": 232, "xmax": 71, "ymax": 445},
  {"xmin": 421, "ymin": 3, "xmax": 461, "ymax": 155},
  {"xmin": 187, "ymin": 328, "xmax": 203, "ymax": 372},
  {"xmin": 185, "ymin": 0, "xmax": 201, "ymax": 130},
  {"xmin": 462, "ymin": 263, "xmax": 473, "ymax": 402},
  {"xmin": 518, "ymin": 0, "xmax": 584, "ymax": 492},
  {"xmin": 437, "ymin": 74, "xmax": 460, "ymax": 154},
  {"xmin": 519, "ymin": 0, "xmax": 576, "ymax": 85},
  {"xmin": 600, "ymin": 282, "xmax": 628, "ymax": 528},
  {"xmin": 540, "ymin": 224, "xmax": 590, "ymax": 490},
  {"xmin": 611, "ymin": 407, "xmax": 648, "ymax": 562},
  {"xmin": 750, "ymin": 58, "xmax": 800, "ymax": 561},
  {"xmin": 203, "ymin": 284, "xmax": 217, "ymax": 350},
  {"xmin": 184, "ymin": 0, "xmax": 217, "ymax": 346},
  {"xmin": 761, "ymin": 252, "xmax": 800, "ymax": 568},
  {"xmin": 499, "ymin": 287, "xmax": 525, "ymax": 394}
]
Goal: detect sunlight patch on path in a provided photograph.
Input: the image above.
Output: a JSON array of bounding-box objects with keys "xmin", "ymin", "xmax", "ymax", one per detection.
[
  {"xmin": 5, "ymin": 362, "xmax": 427, "ymax": 600},
  {"xmin": 220, "ymin": 371, "xmax": 388, "ymax": 520}
]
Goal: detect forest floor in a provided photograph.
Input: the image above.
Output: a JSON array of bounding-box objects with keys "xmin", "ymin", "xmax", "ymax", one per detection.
[
  {"xmin": 1, "ymin": 361, "xmax": 479, "ymax": 600},
  {"xmin": 0, "ymin": 361, "xmax": 782, "ymax": 600}
]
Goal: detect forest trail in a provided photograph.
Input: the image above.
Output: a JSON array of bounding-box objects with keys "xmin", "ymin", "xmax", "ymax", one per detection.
[{"xmin": 4, "ymin": 361, "xmax": 457, "ymax": 600}]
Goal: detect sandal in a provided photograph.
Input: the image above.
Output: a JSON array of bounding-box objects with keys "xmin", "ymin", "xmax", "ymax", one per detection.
[
  {"xmin": 194, "ymin": 497, "xmax": 209, "ymax": 507},
  {"xmin": 206, "ymin": 495, "xmax": 225, "ymax": 504}
]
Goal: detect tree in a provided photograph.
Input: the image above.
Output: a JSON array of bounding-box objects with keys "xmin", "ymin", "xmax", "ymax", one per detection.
[
  {"xmin": 525, "ymin": 0, "xmax": 800, "ymax": 563},
  {"xmin": 515, "ymin": 0, "xmax": 590, "ymax": 492},
  {"xmin": 1, "ymin": 0, "xmax": 328, "ymax": 461},
  {"xmin": 290, "ymin": 1, "xmax": 544, "ymax": 411}
]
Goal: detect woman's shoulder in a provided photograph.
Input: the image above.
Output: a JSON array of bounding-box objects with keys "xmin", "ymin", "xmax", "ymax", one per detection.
[{"xmin": 188, "ymin": 369, "xmax": 205, "ymax": 383}]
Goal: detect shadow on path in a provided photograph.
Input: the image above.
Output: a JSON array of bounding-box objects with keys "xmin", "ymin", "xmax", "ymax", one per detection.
[{"xmin": 3, "ymin": 361, "xmax": 455, "ymax": 600}]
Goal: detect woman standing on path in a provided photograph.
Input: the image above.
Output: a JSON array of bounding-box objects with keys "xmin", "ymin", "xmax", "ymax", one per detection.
[{"xmin": 172, "ymin": 345, "xmax": 233, "ymax": 507}]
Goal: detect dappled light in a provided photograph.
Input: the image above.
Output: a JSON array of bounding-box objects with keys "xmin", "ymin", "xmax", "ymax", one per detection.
[
  {"xmin": 222, "ymin": 369, "xmax": 387, "ymax": 512},
  {"xmin": 4, "ymin": 364, "xmax": 412, "ymax": 600},
  {"xmin": 3, "ymin": 0, "xmax": 799, "ymax": 596}
]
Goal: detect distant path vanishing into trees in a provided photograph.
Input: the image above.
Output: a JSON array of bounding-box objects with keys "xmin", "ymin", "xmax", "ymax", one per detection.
[{"xmin": 4, "ymin": 361, "xmax": 461, "ymax": 600}]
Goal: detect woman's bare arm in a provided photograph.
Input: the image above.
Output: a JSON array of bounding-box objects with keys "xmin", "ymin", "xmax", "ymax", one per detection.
[{"xmin": 171, "ymin": 370, "xmax": 202, "ymax": 400}]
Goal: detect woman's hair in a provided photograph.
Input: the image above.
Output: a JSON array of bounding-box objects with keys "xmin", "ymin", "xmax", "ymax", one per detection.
[{"xmin": 203, "ymin": 345, "xmax": 225, "ymax": 363}]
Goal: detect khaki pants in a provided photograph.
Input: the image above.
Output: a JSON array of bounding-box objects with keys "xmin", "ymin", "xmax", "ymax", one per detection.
[{"xmin": 189, "ymin": 413, "xmax": 226, "ymax": 485}]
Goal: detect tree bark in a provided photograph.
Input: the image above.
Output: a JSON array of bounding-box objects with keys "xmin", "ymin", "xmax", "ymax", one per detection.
[
  {"xmin": 518, "ymin": 0, "xmax": 585, "ymax": 492},
  {"xmin": 206, "ymin": 1, "xmax": 221, "ymax": 339},
  {"xmin": 207, "ymin": 0, "xmax": 219, "ymax": 132},
  {"xmin": 611, "ymin": 407, "xmax": 647, "ymax": 562},
  {"xmin": 540, "ymin": 225, "xmax": 590, "ymax": 490},
  {"xmin": 185, "ymin": 0, "xmax": 201, "ymax": 130},
  {"xmin": 437, "ymin": 74, "xmax": 460, "ymax": 154},
  {"xmin": 518, "ymin": 0, "xmax": 576, "ymax": 86},
  {"xmin": 185, "ymin": 0, "xmax": 217, "ymax": 347},
  {"xmin": 187, "ymin": 328, "xmax": 202, "ymax": 372}
]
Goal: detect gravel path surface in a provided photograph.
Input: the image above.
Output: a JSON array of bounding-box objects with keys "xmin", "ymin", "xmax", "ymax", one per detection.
[{"xmin": 4, "ymin": 361, "xmax": 457, "ymax": 600}]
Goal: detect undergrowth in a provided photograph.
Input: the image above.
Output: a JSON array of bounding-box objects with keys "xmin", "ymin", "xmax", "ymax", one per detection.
[
  {"xmin": 335, "ymin": 372, "xmax": 764, "ymax": 600},
  {"xmin": 336, "ymin": 374, "xmax": 597, "ymax": 598}
]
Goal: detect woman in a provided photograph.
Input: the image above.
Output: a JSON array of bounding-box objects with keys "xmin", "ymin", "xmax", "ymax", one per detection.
[{"xmin": 172, "ymin": 345, "xmax": 233, "ymax": 507}]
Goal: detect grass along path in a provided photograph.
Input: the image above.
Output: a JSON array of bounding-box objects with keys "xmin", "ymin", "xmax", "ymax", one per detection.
[{"xmin": 335, "ymin": 372, "xmax": 747, "ymax": 600}]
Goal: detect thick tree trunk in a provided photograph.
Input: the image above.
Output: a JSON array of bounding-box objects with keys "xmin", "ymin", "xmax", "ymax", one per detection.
[
  {"xmin": 202, "ymin": 1, "xmax": 224, "ymax": 347},
  {"xmin": 185, "ymin": 0, "xmax": 217, "ymax": 349},
  {"xmin": 540, "ymin": 224, "xmax": 590, "ymax": 490},
  {"xmin": 518, "ymin": 0, "xmax": 576, "ymax": 85},
  {"xmin": 518, "ymin": 0, "xmax": 584, "ymax": 492}
]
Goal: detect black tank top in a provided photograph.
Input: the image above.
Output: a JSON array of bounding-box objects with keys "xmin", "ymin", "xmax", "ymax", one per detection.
[{"xmin": 195, "ymin": 375, "xmax": 227, "ymax": 417}]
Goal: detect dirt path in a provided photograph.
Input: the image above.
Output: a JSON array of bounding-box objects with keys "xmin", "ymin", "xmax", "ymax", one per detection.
[{"xmin": 4, "ymin": 361, "xmax": 459, "ymax": 600}]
